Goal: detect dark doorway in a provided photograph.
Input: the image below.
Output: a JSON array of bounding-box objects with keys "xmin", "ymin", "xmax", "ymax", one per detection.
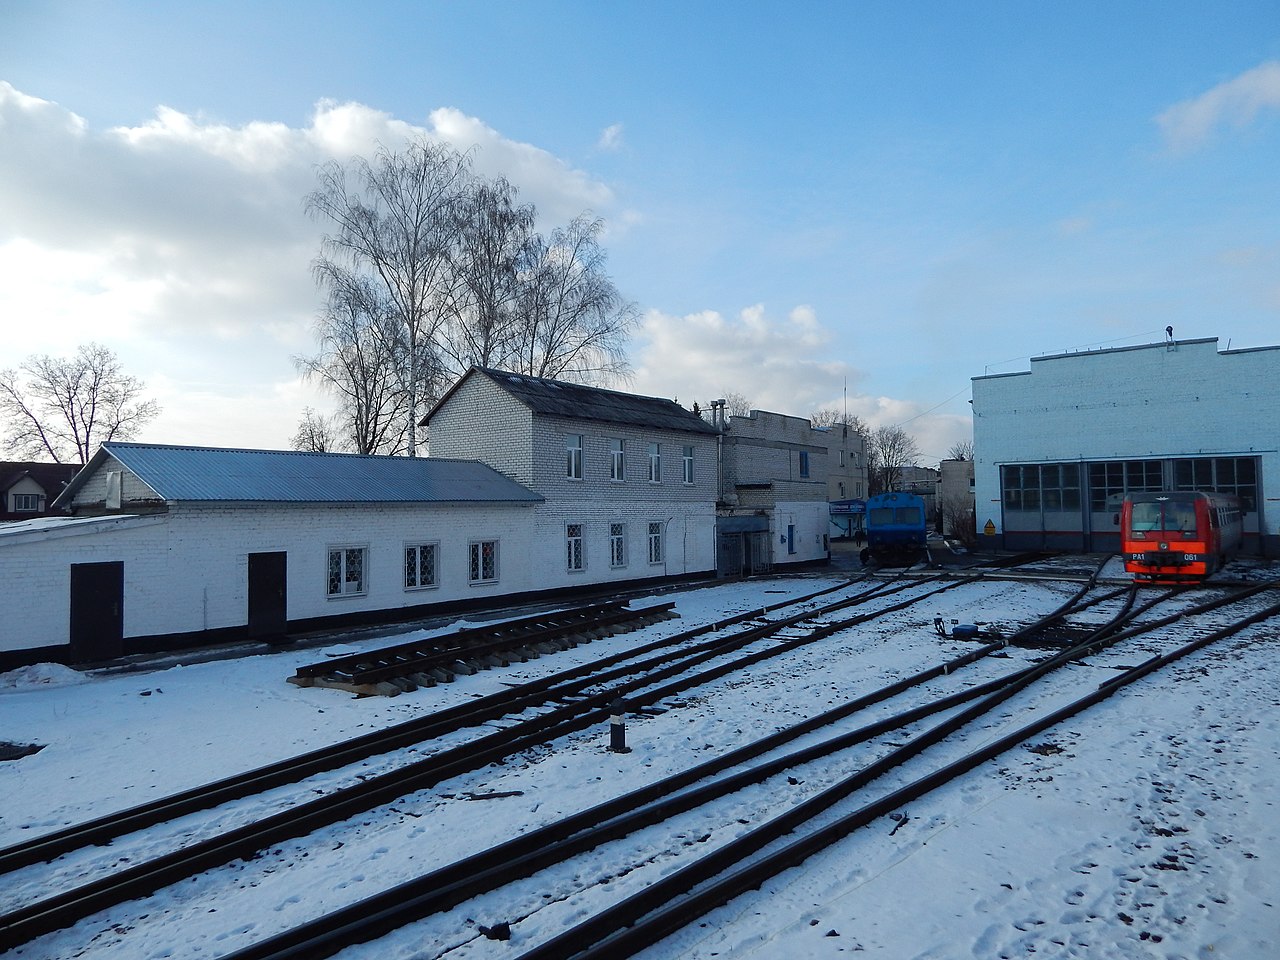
[
  {"xmin": 69, "ymin": 562, "xmax": 124, "ymax": 662},
  {"xmin": 247, "ymin": 551, "xmax": 288, "ymax": 641}
]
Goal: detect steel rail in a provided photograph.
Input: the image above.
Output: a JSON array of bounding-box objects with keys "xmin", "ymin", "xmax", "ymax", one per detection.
[
  {"xmin": 0, "ymin": 557, "xmax": 1049, "ymax": 952},
  {"xmin": 215, "ymin": 566, "xmax": 1126, "ymax": 960},
  {"xmin": 0, "ymin": 578, "xmax": 865, "ymax": 876},
  {"xmin": 520, "ymin": 585, "xmax": 1277, "ymax": 960},
  {"xmin": 0, "ymin": 574, "xmax": 948, "ymax": 950}
]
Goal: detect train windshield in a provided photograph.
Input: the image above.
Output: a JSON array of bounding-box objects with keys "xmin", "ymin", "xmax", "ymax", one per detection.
[
  {"xmin": 1130, "ymin": 500, "xmax": 1196, "ymax": 533},
  {"xmin": 869, "ymin": 506, "xmax": 923, "ymax": 525}
]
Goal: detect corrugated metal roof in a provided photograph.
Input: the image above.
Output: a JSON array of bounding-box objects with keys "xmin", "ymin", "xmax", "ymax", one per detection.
[
  {"xmin": 65, "ymin": 443, "xmax": 543, "ymax": 505},
  {"xmin": 425, "ymin": 367, "xmax": 719, "ymax": 435}
]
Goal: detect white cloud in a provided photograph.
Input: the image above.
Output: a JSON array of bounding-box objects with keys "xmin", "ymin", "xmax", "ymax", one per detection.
[
  {"xmin": 427, "ymin": 106, "xmax": 615, "ymax": 221},
  {"xmin": 0, "ymin": 82, "xmax": 623, "ymax": 448},
  {"xmin": 632, "ymin": 303, "xmax": 851, "ymax": 413},
  {"xmin": 597, "ymin": 122, "xmax": 625, "ymax": 152},
  {"xmin": 1158, "ymin": 60, "xmax": 1280, "ymax": 152},
  {"xmin": 630, "ymin": 303, "xmax": 972, "ymax": 463}
]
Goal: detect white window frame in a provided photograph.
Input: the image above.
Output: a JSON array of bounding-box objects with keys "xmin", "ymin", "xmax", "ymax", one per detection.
[
  {"xmin": 682, "ymin": 445, "xmax": 694, "ymax": 484},
  {"xmin": 469, "ymin": 539, "xmax": 500, "ymax": 584},
  {"xmin": 648, "ymin": 521, "xmax": 664, "ymax": 564},
  {"xmin": 404, "ymin": 541, "xmax": 440, "ymax": 591},
  {"xmin": 327, "ymin": 545, "xmax": 368, "ymax": 598},
  {"xmin": 648, "ymin": 442, "xmax": 661, "ymax": 483},
  {"xmin": 609, "ymin": 438, "xmax": 625, "ymax": 482},
  {"xmin": 10, "ymin": 493, "xmax": 41, "ymax": 512},
  {"xmin": 566, "ymin": 434, "xmax": 584, "ymax": 480},
  {"xmin": 566, "ymin": 522, "xmax": 585, "ymax": 572},
  {"xmin": 610, "ymin": 522, "xmax": 627, "ymax": 568}
]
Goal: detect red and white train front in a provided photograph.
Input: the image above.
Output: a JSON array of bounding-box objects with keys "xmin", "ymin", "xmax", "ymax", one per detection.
[{"xmin": 1120, "ymin": 491, "xmax": 1242, "ymax": 583}]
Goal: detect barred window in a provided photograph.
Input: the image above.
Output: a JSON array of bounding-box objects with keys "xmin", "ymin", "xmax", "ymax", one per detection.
[
  {"xmin": 566, "ymin": 523, "xmax": 585, "ymax": 571},
  {"xmin": 648, "ymin": 521, "xmax": 663, "ymax": 564},
  {"xmin": 610, "ymin": 522, "xmax": 627, "ymax": 568},
  {"xmin": 327, "ymin": 546, "xmax": 367, "ymax": 597},
  {"xmin": 404, "ymin": 542, "xmax": 438, "ymax": 590},
  {"xmin": 469, "ymin": 540, "xmax": 499, "ymax": 583}
]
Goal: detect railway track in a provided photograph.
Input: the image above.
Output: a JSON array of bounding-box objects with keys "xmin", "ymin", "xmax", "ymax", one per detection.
[
  {"xmin": 0, "ymin": 572, "xmax": 933, "ymax": 951},
  {"xmin": 0, "ymin": 554, "xmax": 1135, "ymax": 956},
  {"xmin": 519, "ymin": 586, "xmax": 1280, "ymax": 960},
  {"xmin": 287, "ymin": 600, "xmax": 679, "ymax": 696},
  {"xmin": 217, "ymin": 581, "xmax": 1274, "ymax": 960}
]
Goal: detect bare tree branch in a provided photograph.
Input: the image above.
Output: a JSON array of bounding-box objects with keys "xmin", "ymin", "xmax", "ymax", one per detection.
[{"xmin": 0, "ymin": 343, "xmax": 160, "ymax": 463}]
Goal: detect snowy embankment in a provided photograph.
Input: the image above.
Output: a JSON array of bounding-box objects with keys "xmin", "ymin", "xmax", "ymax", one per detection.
[{"xmin": 1, "ymin": 565, "xmax": 1277, "ymax": 960}]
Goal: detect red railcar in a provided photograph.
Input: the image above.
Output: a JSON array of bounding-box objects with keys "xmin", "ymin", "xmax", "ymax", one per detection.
[{"xmin": 1120, "ymin": 491, "xmax": 1242, "ymax": 583}]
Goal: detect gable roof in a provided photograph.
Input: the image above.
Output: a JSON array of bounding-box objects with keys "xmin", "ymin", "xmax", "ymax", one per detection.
[
  {"xmin": 0, "ymin": 461, "xmax": 81, "ymax": 496},
  {"xmin": 53, "ymin": 442, "xmax": 542, "ymax": 508},
  {"xmin": 423, "ymin": 367, "xmax": 719, "ymax": 435}
]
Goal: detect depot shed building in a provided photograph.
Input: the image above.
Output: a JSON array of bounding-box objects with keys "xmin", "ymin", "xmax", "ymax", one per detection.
[{"xmin": 971, "ymin": 337, "xmax": 1279, "ymax": 557}]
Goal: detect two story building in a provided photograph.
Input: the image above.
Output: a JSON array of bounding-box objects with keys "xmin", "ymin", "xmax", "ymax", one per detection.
[
  {"xmin": 714, "ymin": 408, "xmax": 831, "ymax": 575},
  {"xmin": 423, "ymin": 367, "xmax": 719, "ymax": 586}
]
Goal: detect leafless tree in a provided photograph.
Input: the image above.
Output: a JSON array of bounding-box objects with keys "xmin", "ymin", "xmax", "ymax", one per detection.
[
  {"xmin": 0, "ymin": 343, "xmax": 160, "ymax": 463},
  {"xmin": 509, "ymin": 215, "xmax": 637, "ymax": 382},
  {"xmin": 868, "ymin": 424, "xmax": 921, "ymax": 494},
  {"xmin": 307, "ymin": 137, "xmax": 471, "ymax": 456},
  {"xmin": 307, "ymin": 145, "xmax": 638, "ymax": 446},
  {"xmin": 291, "ymin": 407, "xmax": 345, "ymax": 453},
  {"xmin": 940, "ymin": 494, "xmax": 977, "ymax": 545},
  {"xmin": 947, "ymin": 439, "xmax": 974, "ymax": 461},
  {"xmin": 810, "ymin": 407, "xmax": 871, "ymax": 437},
  {"xmin": 723, "ymin": 392, "xmax": 753, "ymax": 418},
  {"xmin": 437, "ymin": 176, "xmax": 536, "ymax": 373},
  {"xmin": 294, "ymin": 273, "xmax": 418, "ymax": 455}
]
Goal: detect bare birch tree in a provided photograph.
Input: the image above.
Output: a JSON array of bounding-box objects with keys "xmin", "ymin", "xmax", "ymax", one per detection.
[
  {"xmin": 511, "ymin": 215, "xmax": 636, "ymax": 381},
  {"xmin": 0, "ymin": 343, "xmax": 160, "ymax": 463},
  {"xmin": 437, "ymin": 176, "xmax": 536, "ymax": 372},
  {"xmin": 306, "ymin": 137, "xmax": 471, "ymax": 456},
  {"xmin": 294, "ymin": 272, "xmax": 418, "ymax": 455}
]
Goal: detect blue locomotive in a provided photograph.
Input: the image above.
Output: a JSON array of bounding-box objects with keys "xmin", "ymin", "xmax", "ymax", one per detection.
[{"xmin": 860, "ymin": 491, "xmax": 928, "ymax": 565}]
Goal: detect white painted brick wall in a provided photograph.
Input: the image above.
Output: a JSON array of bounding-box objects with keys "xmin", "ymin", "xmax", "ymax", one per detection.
[
  {"xmin": 972, "ymin": 340, "xmax": 1280, "ymax": 537},
  {"xmin": 771, "ymin": 500, "xmax": 831, "ymax": 565}
]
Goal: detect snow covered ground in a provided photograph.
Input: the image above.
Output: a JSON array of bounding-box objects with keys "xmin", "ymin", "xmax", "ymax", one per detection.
[{"xmin": 2, "ymin": 561, "xmax": 1278, "ymax": 960}]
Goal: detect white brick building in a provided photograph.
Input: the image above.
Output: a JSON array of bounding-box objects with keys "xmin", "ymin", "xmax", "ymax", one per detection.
[
  {"xmin": 972, "ymin": 337, "xmax": 1278, "ymax": 555},
  {"xmin": 0, "ymin": 368, "xmax": 769, "ymax": 668},
  {"xmin": 0, "ymin": 444, "xmax": 543, "ymax": 666},
  {"xmin": 424, "ymin": 367, "xmax": 719, "ymax": 586}
]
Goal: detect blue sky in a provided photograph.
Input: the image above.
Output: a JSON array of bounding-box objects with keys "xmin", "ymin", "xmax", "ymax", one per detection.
[{"xmin": 2, "ymin": 2, "xmax": 1278, "ymax": 462}]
